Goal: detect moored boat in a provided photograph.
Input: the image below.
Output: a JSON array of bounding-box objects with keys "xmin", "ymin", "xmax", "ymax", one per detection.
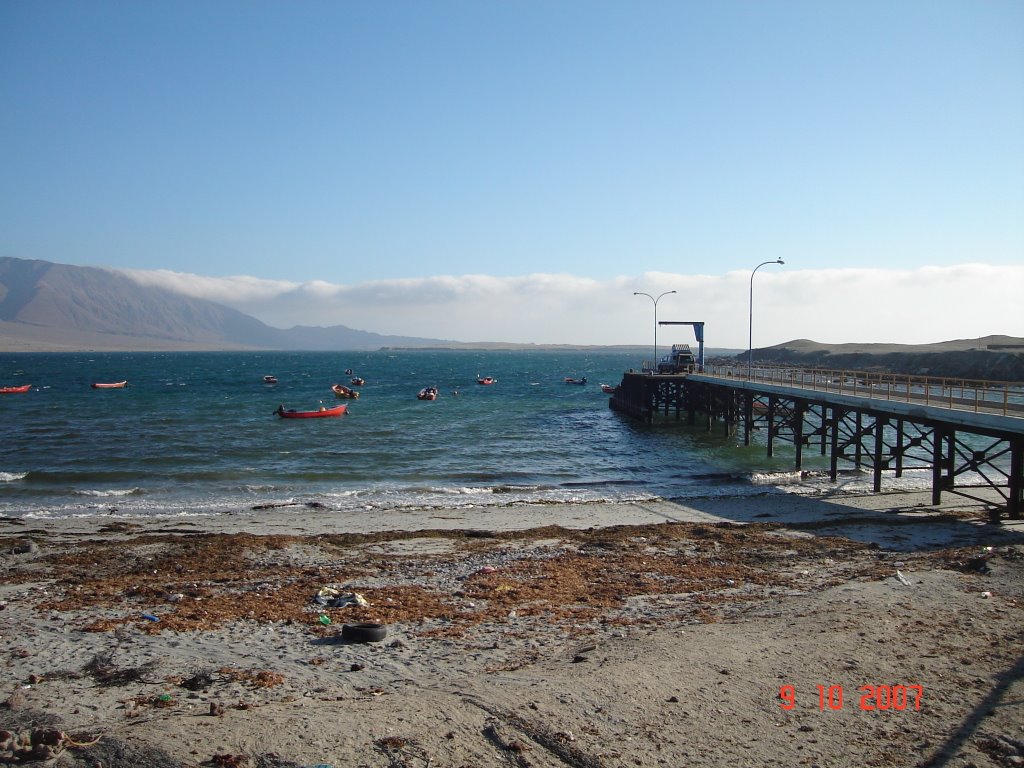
[
  {"xmin": 417, "ymin": 386, "xmax": 439, "ymax": 401},
  {"xmin": 564, "ymin": 376, "xmax": 587, "ymax": 385},
  {"xmin": 331, "ymin": 383, "xmax": 360, "ymax": 399},
  {"xmin": 91, "ymin": 381, "xmax": 127, "ymax": 389},
  {"xmin": 263, "ymin": 375, "xmax": 278, "ymax": 384},
  {"xmin": 477, "ymin": 376, "xmax": 496, "ymax": 385},
  {"xmin": 0, "ymin": 384, "xmax": 31, "ymax": 394},
  {"xmin": 350, "ymin": 377, "xmax": 365, "ymax": 386},
  {"xmin": 275, "ymin": 403, "xmax": 347, "ymax": 419},
  {"xmin": 600, "ymin": 383, "xmax": 617, "ymax": 394}
]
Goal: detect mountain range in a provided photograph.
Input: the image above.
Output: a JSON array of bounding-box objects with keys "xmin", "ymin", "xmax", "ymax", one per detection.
[{"xmin": 0, "ymin": 257, "xmax": 452, "ymax": 352}]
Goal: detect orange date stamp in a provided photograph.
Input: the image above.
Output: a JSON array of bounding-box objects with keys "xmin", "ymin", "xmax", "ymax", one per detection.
[{"xmin": 779, "ymin": 684, "xmax": 924, "ymax": 711}]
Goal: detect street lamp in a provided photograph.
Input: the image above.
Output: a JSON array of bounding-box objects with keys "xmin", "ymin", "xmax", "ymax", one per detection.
[
  {"xmin": 634, "ymin": 290, "xmax": 676, "ymax": 372},
  {"xmin": 748, "ymin": 259, "xmax": 784, "ymax": 379}
]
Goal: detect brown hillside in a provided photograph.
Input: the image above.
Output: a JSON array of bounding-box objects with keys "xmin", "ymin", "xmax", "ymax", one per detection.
[{"xmin": 736, "ymin": 335, "xmax": 1024, "ymax": 381}]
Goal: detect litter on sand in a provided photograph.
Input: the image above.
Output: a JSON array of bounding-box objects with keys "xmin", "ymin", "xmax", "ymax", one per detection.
[{"xmin": 313, "ymin": 587, "xmax": 369, "ymax": 608}]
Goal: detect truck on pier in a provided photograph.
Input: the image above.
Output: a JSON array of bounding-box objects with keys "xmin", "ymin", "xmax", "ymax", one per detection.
[{"xmin": 656, "ymin": 344, "xmax": 697, "ymax": 374}]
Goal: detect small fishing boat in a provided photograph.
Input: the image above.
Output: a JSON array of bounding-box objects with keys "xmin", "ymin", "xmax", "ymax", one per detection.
[
  {"xmin": 263, "ymin": 375, "xmax": 278, "ymax": 384},
  {"xmin": 331, "ymin": 383, "xmax": 360, "ymax": 399},
  {"xmin": 0, "ymin": 384, "xmax": 31, "ymax": 394},
  {"xmin": 417, "ymin": 386, "xmax": 439, "ymax": 401},
  {"xmin": 350, "ymin": 377, "xmax": 365, "ymax": 386},
  {"xmin": 92, "ymin": 381, "xmax": 127, "ymax": 389},
  {"xmin": 600, "ymin": 383, "xmax": 617, "ymax": 394},
  {"xmin": 564, "ymin": 376, "xmax": 587, "ymax": 385},
  {"xmin": 477, "ymin": 376, "xmax": 496, "ymax": 385},
  {"xmin": 275, "ymin": 403, "xmax": 347, "ymax": 419}
]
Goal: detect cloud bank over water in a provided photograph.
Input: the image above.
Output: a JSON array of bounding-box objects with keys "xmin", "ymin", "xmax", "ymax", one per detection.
[{"xmin": 121, "ymin": 264, "xmax": 1024, "ymax": 348}]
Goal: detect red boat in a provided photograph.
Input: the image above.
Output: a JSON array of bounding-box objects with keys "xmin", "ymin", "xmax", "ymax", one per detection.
[
  {"xmin": 275, "ymin": 404, "xmax": 347, "ymax": 419},
  {"xmin": 92, "ymin": 381, "xmax": 127, "ymax": 389},
  {"xmin": 0, "ymin": 384, "xmax": 31, "ymax": 394},
  {"xmin": 477, "ymin": 376, "xmax": 496, "ymax": 385}
]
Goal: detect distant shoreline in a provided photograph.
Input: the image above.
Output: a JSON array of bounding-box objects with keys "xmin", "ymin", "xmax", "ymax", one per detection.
[{"xmin": 0, "ymin": 341, "xmax": 741, "ymax": 355}]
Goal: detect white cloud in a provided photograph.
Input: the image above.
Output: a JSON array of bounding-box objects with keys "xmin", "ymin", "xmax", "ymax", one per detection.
[
  {"xmin": 117, "ymin": 264, "xmax": 1024, "ymax": 348},
  {"xmin": 119, "ymin": 269, "xmax": 300, "ymax": 303}
]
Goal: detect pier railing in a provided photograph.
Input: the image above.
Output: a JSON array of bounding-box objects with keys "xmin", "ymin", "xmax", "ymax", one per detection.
[{"xmin": 699, "ymin": 365, "xmax": 1024, "ymax": 418}]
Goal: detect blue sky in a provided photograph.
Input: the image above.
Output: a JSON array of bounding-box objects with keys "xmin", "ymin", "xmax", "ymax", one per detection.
[{"xmin": 2, "ymin": 1, "xmax": 1022, "ymax": 346}]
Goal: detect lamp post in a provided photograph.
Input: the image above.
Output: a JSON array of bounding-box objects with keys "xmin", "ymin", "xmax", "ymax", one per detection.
[
  {"xmin": 634, "ymin": 290, "xmax": 676, "ymax": 372},
  {"xmin": 748, "ymin": 259, "xmax": 784, "ymax": 380}
]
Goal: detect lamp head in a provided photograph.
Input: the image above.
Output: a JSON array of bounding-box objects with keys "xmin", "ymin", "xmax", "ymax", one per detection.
[{"xmin": 776, "ymin": 259, "xmax": 785, "ymax": 265}]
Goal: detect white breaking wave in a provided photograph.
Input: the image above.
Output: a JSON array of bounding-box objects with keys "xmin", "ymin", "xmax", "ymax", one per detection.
[
  {"xmin": 74, "ymin": 488, "xmax": 141, "ymax": 497},
  {"xmin": 749, "ymin": 471, "xmax": 805, "ymax": 485}
]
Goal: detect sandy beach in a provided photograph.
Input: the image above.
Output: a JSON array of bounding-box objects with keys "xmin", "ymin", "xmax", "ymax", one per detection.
[{"xmin": 2, "ymin": 489, "xmax": 1023, "ymax": 768}]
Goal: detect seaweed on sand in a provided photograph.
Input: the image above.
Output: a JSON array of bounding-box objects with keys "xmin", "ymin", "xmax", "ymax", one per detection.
[{"xmin": 83, "ymin": 653, "xmax": 160, "ymax": 687}]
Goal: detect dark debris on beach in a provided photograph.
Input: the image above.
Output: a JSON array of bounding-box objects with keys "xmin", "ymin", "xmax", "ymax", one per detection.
[{"xmin": 0, "ymin": 522, "xmax": 926, "ymax": 637}]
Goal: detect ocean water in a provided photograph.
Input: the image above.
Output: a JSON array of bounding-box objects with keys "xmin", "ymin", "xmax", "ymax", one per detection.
[{"xmin": 0, "ymin": 350, "xmax": 972, "ymax": 521}]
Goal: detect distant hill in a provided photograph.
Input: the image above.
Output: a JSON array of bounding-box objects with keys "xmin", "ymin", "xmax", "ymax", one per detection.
[
  {"xmin": 0, "ymin": 257, "xmax": 452, "ymax": 351},
  {"xmin": 728, "ymin": 336, "xmax": 1024, "ymax": 381}
]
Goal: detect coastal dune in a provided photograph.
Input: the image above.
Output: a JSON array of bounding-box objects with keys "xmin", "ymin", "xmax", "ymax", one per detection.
[{"xmin": 1, "ymin": 490, "xmax": 1022, "ymax": 767}]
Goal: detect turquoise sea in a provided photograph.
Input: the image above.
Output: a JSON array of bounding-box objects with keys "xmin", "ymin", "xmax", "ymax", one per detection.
[{"xmin": 0, "ymin": 349, "xmax": 942, "ymax": 521}]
